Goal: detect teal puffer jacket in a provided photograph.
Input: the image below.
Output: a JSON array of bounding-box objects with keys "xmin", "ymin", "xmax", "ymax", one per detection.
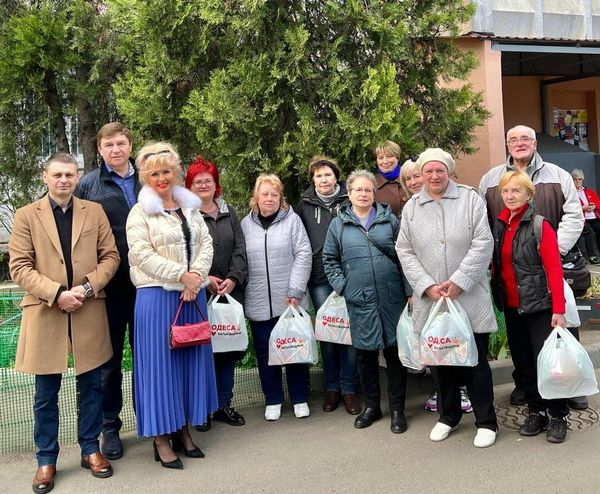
[{"xmin": 323, "ymin": 203, "xmax": 410, "ymax": 350}]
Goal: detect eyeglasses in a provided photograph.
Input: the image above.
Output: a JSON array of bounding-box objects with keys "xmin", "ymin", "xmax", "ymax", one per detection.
[
  {"xmin": 192, "ymin": 179, "xmax": 215, "ymax": 188},
  {"xmin": 351, "ymin": 187, "xmax": 375, "ymax": 195},
  {"xmin": 507, "ymin": 136, "xmax": 535, "ymax": 146},
  {"xmin": 142, "ymin": 149, "xmax": 171, "ymax": 161}
]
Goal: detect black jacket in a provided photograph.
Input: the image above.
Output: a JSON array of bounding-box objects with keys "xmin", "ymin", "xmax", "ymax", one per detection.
[
  {"xmin": 75, "ymin": 159, "xmax": 141, "ymax": 287},
  {"xmin": 200, "ymin": 199, "xmax": 247, "ymax": 305},
  {"xmin": 296, "ymin": 183, "xmax": 348, "ymax": 286},
  {"xmin": 492, "ymin": 206, "xmax": 553, "ymax": 315}
]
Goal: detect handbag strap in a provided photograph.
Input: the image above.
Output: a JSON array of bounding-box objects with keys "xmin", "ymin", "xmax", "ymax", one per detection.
[{"xmin": 172, "ymin": 299, "xmax": 208, "ymax": 326}]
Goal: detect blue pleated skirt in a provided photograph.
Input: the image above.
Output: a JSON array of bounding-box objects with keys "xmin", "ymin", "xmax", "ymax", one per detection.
[{"xmin": 134, "ymin": 287, "xmax": 218, "ymax": 437}]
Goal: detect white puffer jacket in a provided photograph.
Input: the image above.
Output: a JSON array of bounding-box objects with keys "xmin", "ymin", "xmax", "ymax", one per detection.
[
  {"xmin": 126, "ymin": 185, "xmax": 213, "ymax": 291},
  {"xmin": 241, "ymin": 207, "xmax": 312, "ymax": 321}
]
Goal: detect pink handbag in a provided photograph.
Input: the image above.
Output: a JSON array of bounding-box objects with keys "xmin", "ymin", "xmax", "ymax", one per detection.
[{"xmin": 169, "ymin": 300, "xmax": 211, "ymax": 350}]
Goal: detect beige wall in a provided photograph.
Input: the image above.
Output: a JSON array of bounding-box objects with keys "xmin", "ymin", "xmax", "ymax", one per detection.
[
  {"xmin": 452, "ymin": 38, "xmax": 507, "ymax": 187},
  {"xmin": 502, "ymin": 76, "xmax": 543, "ymax": 131}
]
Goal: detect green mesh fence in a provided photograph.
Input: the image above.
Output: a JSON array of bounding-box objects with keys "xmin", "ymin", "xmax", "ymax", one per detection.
[{"xmin": 0, "ymin": 290, "xmax": 325, "ymax": 454}]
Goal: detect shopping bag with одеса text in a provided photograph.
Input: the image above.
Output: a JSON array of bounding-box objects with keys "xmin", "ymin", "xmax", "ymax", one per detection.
[
  {"xmin": 315, "ymin": 292, "xmax": 352, "ymax": 345},
  {"xmin": 268, "ymin": 306, "xmax": 318, "ymax": 365},
  {"xmin": 419, "ymin": 297, "xmax": 478, "ymax": 367},
  {"xmin": 208, "ymin": 294, "xmax": 249, "ymax": 353}
]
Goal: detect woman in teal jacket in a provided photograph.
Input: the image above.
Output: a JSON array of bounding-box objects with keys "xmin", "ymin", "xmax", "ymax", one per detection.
[{"xmin": 323, "ymin": 169, "xmax": 412, "ymax": 434}]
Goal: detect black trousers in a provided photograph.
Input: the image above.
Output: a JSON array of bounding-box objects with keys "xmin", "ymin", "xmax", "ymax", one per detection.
[
  {"xmin": 101, "ymin": 282, "xmax": 136, "ymax": 432},
  {"xmin": 437, "ymin": 332, "xmax": 497, "ymax": 431},
  {"xmin": 505, "ymin": 309, "xmax": 569, "ymax": 418},
  {"xmin": 356, "ymin": 346, "xmax": 407, "ymax": 411},
  {"xmin": 577, "ymin": 219, "xmax": 600, "ymax": 258}
]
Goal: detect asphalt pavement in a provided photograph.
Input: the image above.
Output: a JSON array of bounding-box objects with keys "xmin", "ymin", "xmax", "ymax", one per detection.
[{"xmin": 2, "ymin": 358, "xmax": 600, "ymax": 494}]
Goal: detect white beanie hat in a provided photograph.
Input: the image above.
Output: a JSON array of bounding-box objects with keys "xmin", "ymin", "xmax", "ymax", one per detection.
[{"xmin": 416, "ymin": 148, "xmax": 455, "ymax": 175}]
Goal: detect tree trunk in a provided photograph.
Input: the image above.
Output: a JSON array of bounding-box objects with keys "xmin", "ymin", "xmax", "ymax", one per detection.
[
  {"xmin": 43, "ymin": 71, "xmax": 70, "ymax": 153},
  {"xmin": 76, "ymin": 65, "xmax": 98, "ymax": 172}
]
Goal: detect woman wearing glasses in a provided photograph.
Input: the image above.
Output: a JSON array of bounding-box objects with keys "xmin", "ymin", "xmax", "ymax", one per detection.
[
  {"xmin": 185, "ymin": 156, "xmax": 248, "ymax": 429},
  {"xmin": 126, "ymin": 142, "xmax": 218, "ymax": 469},
  {"xmin": 323, "ymin": 170, "xmax": 412, "ymax": 433}
]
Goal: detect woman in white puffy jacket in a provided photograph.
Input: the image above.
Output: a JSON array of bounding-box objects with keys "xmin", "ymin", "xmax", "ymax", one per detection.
[
  {"xmin": 241, "ymin": 174, "xmax": 312, "ymax": 422},
  {"xmin": 126, "ymin": 142, "xmax": 217, "ymax": 469}
]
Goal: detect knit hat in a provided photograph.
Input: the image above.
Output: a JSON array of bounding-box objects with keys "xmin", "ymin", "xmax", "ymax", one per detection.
[{"xmin": 416, "ymin": 148, "xmax": 455, "ymax": 175}]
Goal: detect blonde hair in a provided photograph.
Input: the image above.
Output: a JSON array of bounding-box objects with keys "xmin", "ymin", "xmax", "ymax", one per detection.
[
  {"xmin": 498, "ymin": 170, "xmax": 536, "ymax": 198},
  {"xmin": 374, "ymin": 140, "xmax": 401, "ymax": 159},
  {"xmin": 399, "ymin": 159, "xmax": 420, "ymax": 197},
  {"xmin": 249, "ymin": 174, "xmax": 289, "ymax": 213},
  {"xmin": 135, "ymin": 142, "xmax": 182, "ymax": 186}
]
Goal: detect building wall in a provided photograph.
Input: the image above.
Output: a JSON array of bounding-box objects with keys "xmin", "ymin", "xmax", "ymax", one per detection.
[
  {"xmin": 452, "ymin": 38, "xmax": 507, "ymax": 187},
  {"xmin": 502, "ymin": 76, "xmax": 543, "ymax": 132}
]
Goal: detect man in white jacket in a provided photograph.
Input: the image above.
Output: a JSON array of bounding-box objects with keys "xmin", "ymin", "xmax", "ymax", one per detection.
[{"xmin": 479, "ymin": 124, "xmax": 586, "ymax": 409}]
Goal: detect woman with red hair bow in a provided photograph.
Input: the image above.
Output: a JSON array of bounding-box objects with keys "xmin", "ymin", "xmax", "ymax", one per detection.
[{"xmin": 185, "ymin": 156, "xmax": 248, "ymax": 429}]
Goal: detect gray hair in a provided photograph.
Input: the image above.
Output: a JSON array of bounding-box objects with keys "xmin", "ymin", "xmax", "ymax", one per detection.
[
  {"xmin": 506, "ymin": 125, "xmax": 536, "ymax": 142},
  {"xmin": 347, "ymin": 169, "xmax": 377, "ymax": 191},
  {"xmin": 571, "ymin": 168, "xmax": 584, "ymax": 180}
]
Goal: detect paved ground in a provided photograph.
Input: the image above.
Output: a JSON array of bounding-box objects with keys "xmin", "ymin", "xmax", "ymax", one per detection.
[{"xmin": 2, "ymin": 367, "xmax": 600, "ymax": 494}]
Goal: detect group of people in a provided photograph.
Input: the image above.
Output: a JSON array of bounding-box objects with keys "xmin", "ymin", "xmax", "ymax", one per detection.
[{"xmin": 8, "ymin": 122, "xmax": 588, "ymax": 494}]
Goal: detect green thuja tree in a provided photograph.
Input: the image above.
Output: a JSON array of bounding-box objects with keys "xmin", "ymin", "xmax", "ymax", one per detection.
[
  {"xmin": 114, "ymin": 0, "xmax": 486, "ymax": 209},
  {"xmin": 0, "ymin": 0, "xmax": 124, "ymax": 230}
]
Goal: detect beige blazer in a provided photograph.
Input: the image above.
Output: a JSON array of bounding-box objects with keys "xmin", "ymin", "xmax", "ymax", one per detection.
[{"xmin": 9, "ymin": 195, "xmax": 120, "ymax": 375}]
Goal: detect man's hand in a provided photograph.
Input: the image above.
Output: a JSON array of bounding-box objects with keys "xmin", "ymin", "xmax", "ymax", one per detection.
[
  {"xmin": 57, "ymin": 290, "xmax": 84, "ymax": 312},
  {"xmin": 207, "ymin": 275, "xmax": 222, "ymax": 294}
]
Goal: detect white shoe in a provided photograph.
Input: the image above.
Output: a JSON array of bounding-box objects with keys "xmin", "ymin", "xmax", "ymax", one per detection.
[
  {"xmin": 293, "ymin": 402, "xmax": 310, "ymax": 418},
  {"xmin": 429, "ymin": 422, "xmax": 458, "ymax": 442},
  {"xmin": 473, "ymin": 428, "xmax": 496, "ymax": 448},
  {"xmin": 265, "ymin": 404, "xmax": 282, "ymax": 421}
]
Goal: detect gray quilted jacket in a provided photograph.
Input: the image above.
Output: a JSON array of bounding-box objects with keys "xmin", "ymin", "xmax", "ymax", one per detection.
[
  {"xmin": 241, "ymin": 207, "xmax": 312, "ymax": 321},
  {"xmin": 396, "ymin": 180, "xmax": 497, "ymax": 334}
]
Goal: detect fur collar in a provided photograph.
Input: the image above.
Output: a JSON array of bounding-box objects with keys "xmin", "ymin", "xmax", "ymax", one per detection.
[{"xmin": 138, "ymin": 185, "xmax": 201, "ymax": 215}]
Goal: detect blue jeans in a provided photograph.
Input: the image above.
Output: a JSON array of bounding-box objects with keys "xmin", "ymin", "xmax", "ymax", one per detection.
[
  {"xmin": 34, "ymin": 368, "xmax": 103, "ymax": 466},
  {"xmin": 250, "ymin": 317, "xmax": 310, "ymax": 405},
  {"xmin": 309, "ymin": 283, "xmax": 358, "ymax": 395}
]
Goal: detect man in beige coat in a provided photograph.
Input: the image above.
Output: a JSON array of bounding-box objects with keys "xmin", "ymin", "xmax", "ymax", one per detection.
[{"xmin": 9, "ymin": 153, "xmax": 120, "ymax": 494}]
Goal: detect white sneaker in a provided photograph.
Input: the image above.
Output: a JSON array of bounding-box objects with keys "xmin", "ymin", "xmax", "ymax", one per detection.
[
  {"xmin": 429, "ymin": 422, "xmax": 458, "ymax": 442},
  {"xmin": 473, "ymin": 428, "xmax": 496, "ymax": 448},
  {"xmin": 293, "ymin": 402, "xmax": 310, "ymax": 418},
  {"xmin": 265, "ymin": 404, "xmax": 282, "ymax": 421}
]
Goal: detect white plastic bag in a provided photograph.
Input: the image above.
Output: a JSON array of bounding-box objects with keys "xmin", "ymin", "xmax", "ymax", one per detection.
[
  {"xmin": 314, "ymin": 292, "xmax": 352, "ymax": 346},
  {"xmin": 396, "ymin": 304, "xmax": 425, "ymax": 370},
  {"xmin": 563, "ymin": 279, "xmax": 581, "ymax": 328},
  {"xmin": 537, "ymin": 325, "xmax": 598, "ymax": 399},
  {"xmin": 207, "ymin": 294, "xmax": 249, "ymax": 353},
  {"xmin": 268, "ymin": 306, "xmax": 318, "ymax": 365},
  {"xmin": 419, "ymin": 297, "xmax": 478, "ymax": 367}
]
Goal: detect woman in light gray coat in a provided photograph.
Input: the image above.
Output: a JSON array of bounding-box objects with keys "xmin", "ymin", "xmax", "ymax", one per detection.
[
  {"xmin": 396, "ymin": 148, "xmax": 498, "ymax": 449},
  {"xmin": 241, "ymin": 174, "xmax": 312, "ymax": 422}
]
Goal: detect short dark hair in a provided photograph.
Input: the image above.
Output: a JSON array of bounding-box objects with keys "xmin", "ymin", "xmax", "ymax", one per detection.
[
  {"xmin": 308, "ymin": 155, "xmax": 341, "ymax": 180},
  {"xmin": 97, "ymin": 122, "xmax": 132, "ymax": 147},
  {"xmin": 44, "ymin": 152, "xmax": 78, "ymax": 170}
]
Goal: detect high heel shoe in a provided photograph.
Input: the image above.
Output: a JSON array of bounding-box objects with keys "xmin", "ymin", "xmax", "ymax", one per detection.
[
  {"xmin": 171, "ymin": 432, "xmax": 205, "ymax": 458},
  {"xmin": 153, "ymin": 440, "xmax": 183, "ymax": 469}
]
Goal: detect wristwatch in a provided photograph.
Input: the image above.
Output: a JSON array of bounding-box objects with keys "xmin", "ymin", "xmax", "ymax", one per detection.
[{"xmin": 82, "ymin": 282, "xmax": 94, "ymax": 298}]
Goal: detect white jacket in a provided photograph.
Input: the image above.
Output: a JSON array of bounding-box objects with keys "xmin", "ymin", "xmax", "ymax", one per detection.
[
  {"xmin": 126, "ymin": 185, "xmax": 213, "ymax": 290},
  {"xmin": 396, "ymin": 181, "xmax": 497, "ymax": 334}
]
